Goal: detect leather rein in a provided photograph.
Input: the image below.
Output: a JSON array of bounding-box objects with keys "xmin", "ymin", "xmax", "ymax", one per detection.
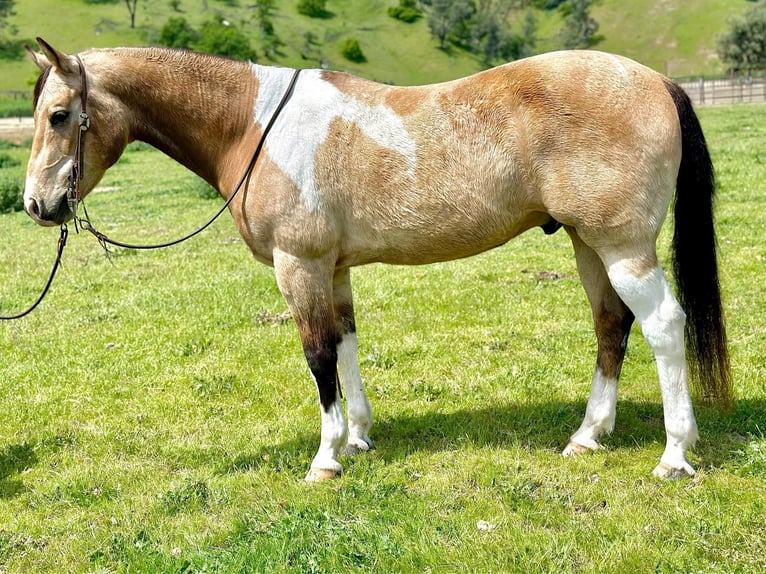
[{"xmin": 0, "ymin": 56, "xmax": 300, "ymax": 319}]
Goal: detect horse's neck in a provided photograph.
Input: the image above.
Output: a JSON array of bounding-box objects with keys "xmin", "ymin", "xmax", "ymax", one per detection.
[{"xmin": 94, "ymin": 49, "xmax": 258, "ymax": 189}]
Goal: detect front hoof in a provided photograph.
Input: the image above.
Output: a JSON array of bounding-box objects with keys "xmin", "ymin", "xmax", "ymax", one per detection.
[
  {"xmin": 562, "ymin": 441, "xmax": 594, "ymax": 457},
  {"xmin": 652, "ymin": 461, "xmax": 695, "ymax": 480},
  {"xmin": 344, "ymin": 436, "xmax": 373, "ymax": 455}
]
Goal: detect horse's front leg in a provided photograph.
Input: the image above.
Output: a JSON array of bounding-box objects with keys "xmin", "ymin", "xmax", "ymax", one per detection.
[
  {"xmin": 274, "ymin": 250, "xmax": 347, "ymax": 481},
  {"xmin": 333, "ymin": 268, "xmax": 373, "ymax": 454}
]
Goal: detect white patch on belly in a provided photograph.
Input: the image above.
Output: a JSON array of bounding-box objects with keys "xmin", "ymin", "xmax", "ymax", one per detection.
[{"xmin": 252, "ymin": 65, "xmax": 417, "ymax": 211}]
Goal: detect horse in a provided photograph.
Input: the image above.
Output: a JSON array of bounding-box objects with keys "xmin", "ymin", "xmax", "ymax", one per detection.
[{"xmin": 24, "ymin": 38, "xmax": 730, "ymax": 481}]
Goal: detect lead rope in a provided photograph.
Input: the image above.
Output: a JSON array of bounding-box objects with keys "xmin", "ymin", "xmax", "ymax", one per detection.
[
  {"xmin": 76, "ymin": 67, "xmax": 301, "ymax": 251},
  {"xmin": 0, "ymin": 225, "xmax": 68, "ymax": 320}
]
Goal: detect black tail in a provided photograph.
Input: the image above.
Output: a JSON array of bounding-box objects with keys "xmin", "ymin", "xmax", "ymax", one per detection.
[{"xmin": 664, "ymin": 79, "xmax": 732, "ymax": 409}]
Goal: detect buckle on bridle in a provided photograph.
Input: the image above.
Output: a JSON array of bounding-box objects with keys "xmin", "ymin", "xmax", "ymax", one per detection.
[{"xmin": 79, "ymin": 112, "xmax": 90, "ymax": 131}]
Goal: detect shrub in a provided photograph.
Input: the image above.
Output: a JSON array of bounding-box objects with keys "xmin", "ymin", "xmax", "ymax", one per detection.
[
  {"xmin": 297, "ymin": 0, "xmax": 329, "ymax": 18},
  {"xmin": 159, "ymin": 17, "xmax": 200, "ymax": 49},
  {"xmin": 0, "ymin": 153, "xmax": 20, "ymax": 169},
  {"xmin": 341, "ymin": 37, "xmax": 366, "ymax": 63},
  {"xmin": 388, "ymin": 0, "xmax": 422, "ymax": 23},
  {"xmin": 0, "ymin": 175, "xmax": 24, "ymax": 213}
]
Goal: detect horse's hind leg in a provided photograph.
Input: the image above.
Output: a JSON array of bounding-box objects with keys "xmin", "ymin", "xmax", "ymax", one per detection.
[
  {"xmin": 604, "ymin": 252, "xmax": 699, "ymax": 478},
  {"xmin": 563, "ymin": 230, "xmax": 634, "ymax": 456},
  {"xmin": 273, "ymin": 250, "xmax": 347, "ymax": 481},
  {"xmin": 333, "ymin": 268, "xmax": 373, "ymax": 454}
]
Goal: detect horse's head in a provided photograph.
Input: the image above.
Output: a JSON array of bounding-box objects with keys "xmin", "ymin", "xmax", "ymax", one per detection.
[{"xmin": 25, "ymin": 39, "xmax": 126, "ymax": 226}]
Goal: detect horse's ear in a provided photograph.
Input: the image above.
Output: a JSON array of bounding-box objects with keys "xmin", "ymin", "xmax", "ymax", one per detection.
[
  {"xmin": 34, "ymin": 37, "xmax": 79, "ymax": 76},
  {"xmin": 25, "ymin": 45, "xmax": 49, "ymax": 71}
]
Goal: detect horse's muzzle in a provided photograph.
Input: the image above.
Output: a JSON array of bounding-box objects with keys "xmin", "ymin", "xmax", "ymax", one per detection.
[{"xmin": 25, "ymin": 194, "xmax": 72, "ymax": 227}]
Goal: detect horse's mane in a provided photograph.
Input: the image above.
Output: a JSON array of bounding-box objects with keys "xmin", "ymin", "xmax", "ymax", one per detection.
[
  {"xmin": 33, "ymin": 65, "xmax": 52, "ymax": 109},
  {"xmin": 100, "ymin": 46, "xmax": 252, "ymax": 73}
]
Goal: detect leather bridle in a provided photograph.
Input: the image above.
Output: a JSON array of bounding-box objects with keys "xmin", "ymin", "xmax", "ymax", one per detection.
[{"xmin": 69, "ymin": 54, "xmax": 91, "ymax": 218}]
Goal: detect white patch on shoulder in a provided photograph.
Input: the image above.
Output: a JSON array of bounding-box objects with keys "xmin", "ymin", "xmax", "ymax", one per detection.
[{"xmin": 252, "ymin": 65, "xmax": 417, "ymax": 211}]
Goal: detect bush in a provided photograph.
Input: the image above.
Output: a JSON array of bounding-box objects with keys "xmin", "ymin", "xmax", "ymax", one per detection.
[
  {"xmin": 0, "ymin": 38, "xmax": 28, "ymax": 61},
  {"xmin": 388, "ymin": 0, "xmax": 422, "ymax": 23},
  {"xmin": 0, "ymin": 175, "xmax": 24, "ymax": 214},
  {"xmin": 159, "ymin": 17, "xmax": 200, "ymax": 49},
  {"xmin": 341, "ymin": 38, "xmax": 366, "ymax": 63},
  {"xmin": 297, "ymin": 0, "xmax": 329, "ymax": 18},
  {"xmin": 0, "ymin": 153, "xmax": 20, "ymax": 169}
]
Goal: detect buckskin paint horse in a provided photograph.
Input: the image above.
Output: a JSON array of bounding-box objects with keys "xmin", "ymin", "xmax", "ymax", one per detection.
[{"xmin": 24, "ymin": 38, "xmax": 730, "ymax": 480}]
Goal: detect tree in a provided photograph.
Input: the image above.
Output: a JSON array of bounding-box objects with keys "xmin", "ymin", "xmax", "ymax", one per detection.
[
  {"xmin": 520, "ymin": 9, "xmax": 537, "ymax": 58},
  {"xmin": 0, "ymin": 0, "xmax": 25, "ymax": 60},
  {"xmin": 559, "ymin": 0, "xmax": 603, "ymax": 50},
  {"xmin": 427, "ymin": 0, "xmax": 529, "ymax": 64},
  {"xmin": 427, "ymin": 0, "xmax": 475, "ymax": 50},
  {"xmin": 195, "ymin": 18, "xmax": 257, "ymax": 61},
  {"xmin": 252, "ymin": 0, "xmax": 284, "ymax": 59},
  {"xmin": 125, "ymin": 0, "xmax": 138, "ymax": 29},
  {"xmin": 717, "ymin": 2, "xmax": 766, "ymax": 76}
]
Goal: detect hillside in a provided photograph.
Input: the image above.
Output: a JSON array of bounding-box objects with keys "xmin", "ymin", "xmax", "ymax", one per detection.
[{"xmin": 0, "ymin": 0, "xmax": 754, "ymax": 92}]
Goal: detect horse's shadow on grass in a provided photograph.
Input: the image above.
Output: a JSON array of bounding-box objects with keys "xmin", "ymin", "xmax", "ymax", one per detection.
[
  {"xmin": 223, "ymin": 398, "xmax": 766, "ymax": 475},
  {"xmin": 0, "ymin": 442, "xmax": 38, "ymax": 498}
]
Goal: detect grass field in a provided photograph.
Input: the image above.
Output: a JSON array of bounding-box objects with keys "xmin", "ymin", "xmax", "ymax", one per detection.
[{"xmin": 0, "ymin": 103, "xmax": 764, "ymax": 572}]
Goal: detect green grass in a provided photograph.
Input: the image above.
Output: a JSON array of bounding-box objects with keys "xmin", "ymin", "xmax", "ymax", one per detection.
[
  {"xmin": 0, "ymin": 104, "xmax": 764, "ymax": 572},
  {"xmin": 0, "ymin": 0, "xmax": 755, "ymax": 91}
]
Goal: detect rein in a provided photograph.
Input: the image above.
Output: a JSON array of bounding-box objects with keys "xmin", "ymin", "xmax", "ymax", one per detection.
[{"xmin": 75, "ymin": 62, "xmax": 301, "ymax": 251}]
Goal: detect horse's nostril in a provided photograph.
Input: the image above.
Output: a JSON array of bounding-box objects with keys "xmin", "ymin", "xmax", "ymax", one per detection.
[{"xmin": 28, "ymin": 198, "xmax": 40, "ymax": 218}]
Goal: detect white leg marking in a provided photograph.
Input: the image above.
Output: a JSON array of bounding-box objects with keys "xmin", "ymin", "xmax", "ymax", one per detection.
[
  {"xmin": 306, "ymin": 398, "xmax": 347, "ymax": 482},
  {"xmin": 564, "ymin": 367, "xmax": 617, "ymax": 455},
  {"xmin": 606, "ymin": 262, "xmax": 698, "ymax": 477},
  {"xmin": 337, "ymin": 333, "xmax": 373, "ymax": 454}
]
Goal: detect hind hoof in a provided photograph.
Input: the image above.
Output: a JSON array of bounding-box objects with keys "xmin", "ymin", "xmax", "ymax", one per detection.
[
  {"xmin": 305, "ymin": 467, "xmax": 341, "ymax": 482},
  {"xmin": 652, "ymin": 461, "xmax": 695, "ymax": 480},
  {"xmin": 562, "ymin": 441, "xmax": 594, "ymax": 457}
]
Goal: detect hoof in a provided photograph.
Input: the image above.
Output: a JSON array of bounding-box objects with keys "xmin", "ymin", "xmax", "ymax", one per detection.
[
  {"xmin": 562, "ymin": 441, "xmax": 594, "ymax": 457},
  {"xmin": 652, "ymin": 461, "xmax": 695, "ymax": 480},
  {"xmin": 344, "ymin": 436, "xmax": 373, "ymax": 455},
  {"xmin": 304, "ymin": 467, "xmax": 341, "ymax": 482}
]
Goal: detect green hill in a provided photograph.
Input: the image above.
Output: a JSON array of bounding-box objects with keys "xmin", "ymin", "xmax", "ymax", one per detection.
[{"xmin": 0, "ymin": 0, "xmax": 753, "ymax": 92}]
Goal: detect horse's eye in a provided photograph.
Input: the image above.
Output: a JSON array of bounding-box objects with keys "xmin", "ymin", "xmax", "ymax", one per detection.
[{"xmin": 50, "ymin": 110, "xmax": 70, "ymax": 126}]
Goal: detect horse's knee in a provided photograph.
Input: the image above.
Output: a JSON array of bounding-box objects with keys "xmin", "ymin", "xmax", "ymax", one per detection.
[{"xmin": 303, "ymin": 338, "xmax": 339, "ymax": 410}]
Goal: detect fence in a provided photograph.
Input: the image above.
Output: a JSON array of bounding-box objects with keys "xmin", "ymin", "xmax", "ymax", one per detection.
[{"xmin": 676, "ymin": 76, "xmax": 766, "ymax": 106}]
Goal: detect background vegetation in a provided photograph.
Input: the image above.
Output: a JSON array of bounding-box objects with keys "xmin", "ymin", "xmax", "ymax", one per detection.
[
  {"xmin": 0, "ymin": 93, "xmax": 764, "ymax": 571},
  {"xmin": 0, "ymin": 0, "xmax": 758, "ymax": 93}
]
